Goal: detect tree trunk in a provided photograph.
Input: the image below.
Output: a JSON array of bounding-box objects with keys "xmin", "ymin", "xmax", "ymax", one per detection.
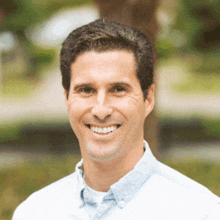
[{"xmin": 94, "ymin": 0, "xmax": 161, "ymax": 157}]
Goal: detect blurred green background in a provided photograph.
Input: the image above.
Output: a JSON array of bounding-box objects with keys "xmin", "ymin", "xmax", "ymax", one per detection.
[
  {"xmin": 0, "ymin": 0, "xmax": 220, "ymax": 219},
  {"xmin": 0, "ymin": 155, "xmax": 220, "ymax": 220}
]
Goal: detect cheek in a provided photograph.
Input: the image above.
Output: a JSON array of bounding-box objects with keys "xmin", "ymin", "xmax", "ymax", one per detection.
[
  {"xmin": 67, "ymin": 103, "xmax": 86, "ymax": 138},
  {"xmin": 67, "ymin": 99, "xmax": 87, "ymax": 121},
  {"xmin": 116, "ymin": 99, "xmax": 145, "ymax": 119}
]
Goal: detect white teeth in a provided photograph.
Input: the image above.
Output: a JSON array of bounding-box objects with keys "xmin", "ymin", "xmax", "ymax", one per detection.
[{"xmin": 90, "ymin": 126, "xmax": 118, "ymax": 134}]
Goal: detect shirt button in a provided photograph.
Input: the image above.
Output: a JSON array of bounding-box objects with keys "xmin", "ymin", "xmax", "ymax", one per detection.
[{"xmin": 118, "ymin": 200, "xmax": 125, "ymax": 208}]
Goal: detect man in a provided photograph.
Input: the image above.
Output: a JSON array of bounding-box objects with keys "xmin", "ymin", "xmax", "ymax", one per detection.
[{"xmin": 13, "ymin": 19, "xmax": 220, "ymax": 220}]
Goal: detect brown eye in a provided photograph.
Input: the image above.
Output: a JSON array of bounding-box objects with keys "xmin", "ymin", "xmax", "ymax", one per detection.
[
  {"xmin": 111, "ymin": 86, "xmax": 126, "ymax": 93},
  {"xmin": 79, "ymin": 87, "xmax": 95, "ymax": 94}
]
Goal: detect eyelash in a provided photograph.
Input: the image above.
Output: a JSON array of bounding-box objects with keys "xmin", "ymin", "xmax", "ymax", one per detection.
[{"xmin": 78, "ymin": 87, "xmax": 95, "ymax": 94}]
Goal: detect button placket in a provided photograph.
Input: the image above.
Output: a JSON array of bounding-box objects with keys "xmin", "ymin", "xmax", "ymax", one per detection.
[{"xmin": 94, "ymin": 199, "xmax": 114, "ymax": 219}]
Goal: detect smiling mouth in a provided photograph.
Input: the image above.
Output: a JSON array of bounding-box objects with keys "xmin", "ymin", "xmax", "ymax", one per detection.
[{"xmin": 86, "ymin": 124, "xmax": 121, "ymax": 134}]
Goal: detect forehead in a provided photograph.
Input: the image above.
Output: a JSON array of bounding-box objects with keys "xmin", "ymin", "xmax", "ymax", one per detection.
[
  {"xmin": 70, "ymin": 50, "xmax": 139, "ymax": 85},
  {"xmin": 73, "ymin": 49, "xmax": 135, "ymax": 66}
]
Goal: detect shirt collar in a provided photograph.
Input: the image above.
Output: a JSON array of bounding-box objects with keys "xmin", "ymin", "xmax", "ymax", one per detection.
[
  {"xmin": 110, "ymin": 140, "xmax": 158, "ymax": 207},
  {"xmin": 75, "ymin": 159, "xmax": 85, "ymax": 207},
  {"xmin": 75, "ymin": 140, "xmax": 158, "ymax": 208}
]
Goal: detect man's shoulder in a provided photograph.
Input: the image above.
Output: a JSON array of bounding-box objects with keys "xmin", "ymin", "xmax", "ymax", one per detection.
[
  {"xmin": 28, "ymin": 171, "xmax": 78, "ymax": 201},
  {"xmin": 156, "ymin": 161, "xmax": 219, "ymax": 200},
  {"xmin": 129, "ymin": 161, "xmax": 220, "ymax": 219},
  {"xmin": 145, "ymin": 160, "xmax": 220, "ymax": 207},
  {"xmin": 13, "ymin": 172, "xmax": 79, "ymax": 219}
]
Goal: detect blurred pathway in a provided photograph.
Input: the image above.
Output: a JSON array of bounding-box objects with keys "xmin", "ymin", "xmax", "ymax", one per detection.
[
  {"xmin": 1, "ymin": 142, "xmax": 219, "ymax": 171},
  {"xmin": 0, "ymin": 149, "xmax": 51, "ymax": 171},
  {"xmin": 156, "ymin": 65, "xmax": 220, "ymax": 119},
  {"xmin": 163, "ymin": 142, "xmax": 220, "ymax": 162},
  {"xmin": 1, "ymin": 64, "xmax": 220, "ymax": 124}
]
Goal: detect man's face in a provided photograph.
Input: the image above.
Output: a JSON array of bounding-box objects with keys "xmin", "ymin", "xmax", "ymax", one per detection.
[{"xmin": 65, "ymin": 50, "xmax": 154, "ymax": 162}]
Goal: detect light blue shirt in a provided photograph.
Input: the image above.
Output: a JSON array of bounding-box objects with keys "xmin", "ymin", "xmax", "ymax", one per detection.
[{"xmin": 13, "ymin": 141, "xmax": 220, "ymax": 220}]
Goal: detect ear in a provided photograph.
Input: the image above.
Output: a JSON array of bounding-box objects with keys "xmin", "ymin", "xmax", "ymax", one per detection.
[{"xmin": 144, "ymin": 84, "xmax": 155, "ymax": 118}]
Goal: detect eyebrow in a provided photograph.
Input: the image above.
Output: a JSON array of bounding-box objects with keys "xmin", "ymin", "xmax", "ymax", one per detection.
[
  {"xmin": 73, "ymin": 82, "xmax": 132, "ymax": 91},
  {"xmin": 73, "ymin": 83, "xmax": 94, "ymax": 91},
  {"xmin": 109, "ymin": 82, "xmax": 132, "ymax": 89}
]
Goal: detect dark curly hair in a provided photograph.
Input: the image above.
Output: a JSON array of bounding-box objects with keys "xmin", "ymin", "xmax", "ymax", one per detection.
[{"xmin": 60, "ymin": 19, "xmax": 154, "ymax": 100}]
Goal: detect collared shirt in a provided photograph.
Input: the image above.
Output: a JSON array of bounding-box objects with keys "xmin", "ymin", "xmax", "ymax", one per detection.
[{"xmin": 13, "ymin": 141, "xmax": 220, "ymax": 220}]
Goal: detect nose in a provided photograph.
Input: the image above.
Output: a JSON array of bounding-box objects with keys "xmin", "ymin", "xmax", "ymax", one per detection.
[{"xmin": 91, "ymin": 91, "xmax": 113, "ymax": 121}]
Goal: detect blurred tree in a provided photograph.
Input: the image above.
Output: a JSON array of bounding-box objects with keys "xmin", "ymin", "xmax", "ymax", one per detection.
[
  {"xmin": 94, "ymin": 0, "xmax": 161, "ymax": 156},
  {"xmin": 0, "ymin": 6, "xmax": 7, "ymax": 25},
  {"xmin": 93, "ymin": 0, "xmax": 159, "ymax": 49}
]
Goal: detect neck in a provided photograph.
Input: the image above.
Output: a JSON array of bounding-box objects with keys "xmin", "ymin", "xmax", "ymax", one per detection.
[{"xmin": 83, "ymin": 145, "xmax": 144, "ymax": 192}]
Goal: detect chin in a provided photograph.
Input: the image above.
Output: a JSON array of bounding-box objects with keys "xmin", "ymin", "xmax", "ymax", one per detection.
[{"xmin": 85, "ymin": 142, "xmax": 120, "ymax": 161}]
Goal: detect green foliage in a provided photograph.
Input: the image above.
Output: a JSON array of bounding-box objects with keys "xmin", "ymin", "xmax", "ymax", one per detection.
[
  {"xmin": 157, "ymin": 0, "xmax": 220, "ymax": 57},
  {"xmin": 39, "ymin": 0, "xmax": 93, "ymax": 13},
  {"xmin": 0, "ymin": 123, "xmax": 21, "ymax": 144},
  {"xmin": 188, "ymin": 53, "xmax": 220, "ymax": 74},
  {"xmin": 173, "ymin": 0, "xmax": 220, "ymax": 52},
  {"xmin": 160, "ymin": 118, "xmax": 220, "ymax": 148},
  {"xmin": 1, "ymin": 45, "xmax": 58, "ymax": 96},
  {"xmin": 171, "ymin": 72, "xmax": 220, "ymax": 93},
  {"xmin": 1, "ymin": 0, "xmax": 93, "ymax": 33},
  {"xmin": 1, "ymin": 0, "xmax": 93, "ymax": 83},
  {"xmin": 2, "ymin": 74, "xmax": 37, "ymax": 96},
  {"xmin": 202, "ymin": 120, "xmax": 220, "ymax": 138},
  {"xmin": 0, "ymin": 155, "xmax": 219, "ymax": 220},
  {"xmin": 155, "ymin": 38, "xmax": 178, "ymax": 58},
  {"xmin": 1, "ymin": 0, "xmax": 46, "ymax": 35}
]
